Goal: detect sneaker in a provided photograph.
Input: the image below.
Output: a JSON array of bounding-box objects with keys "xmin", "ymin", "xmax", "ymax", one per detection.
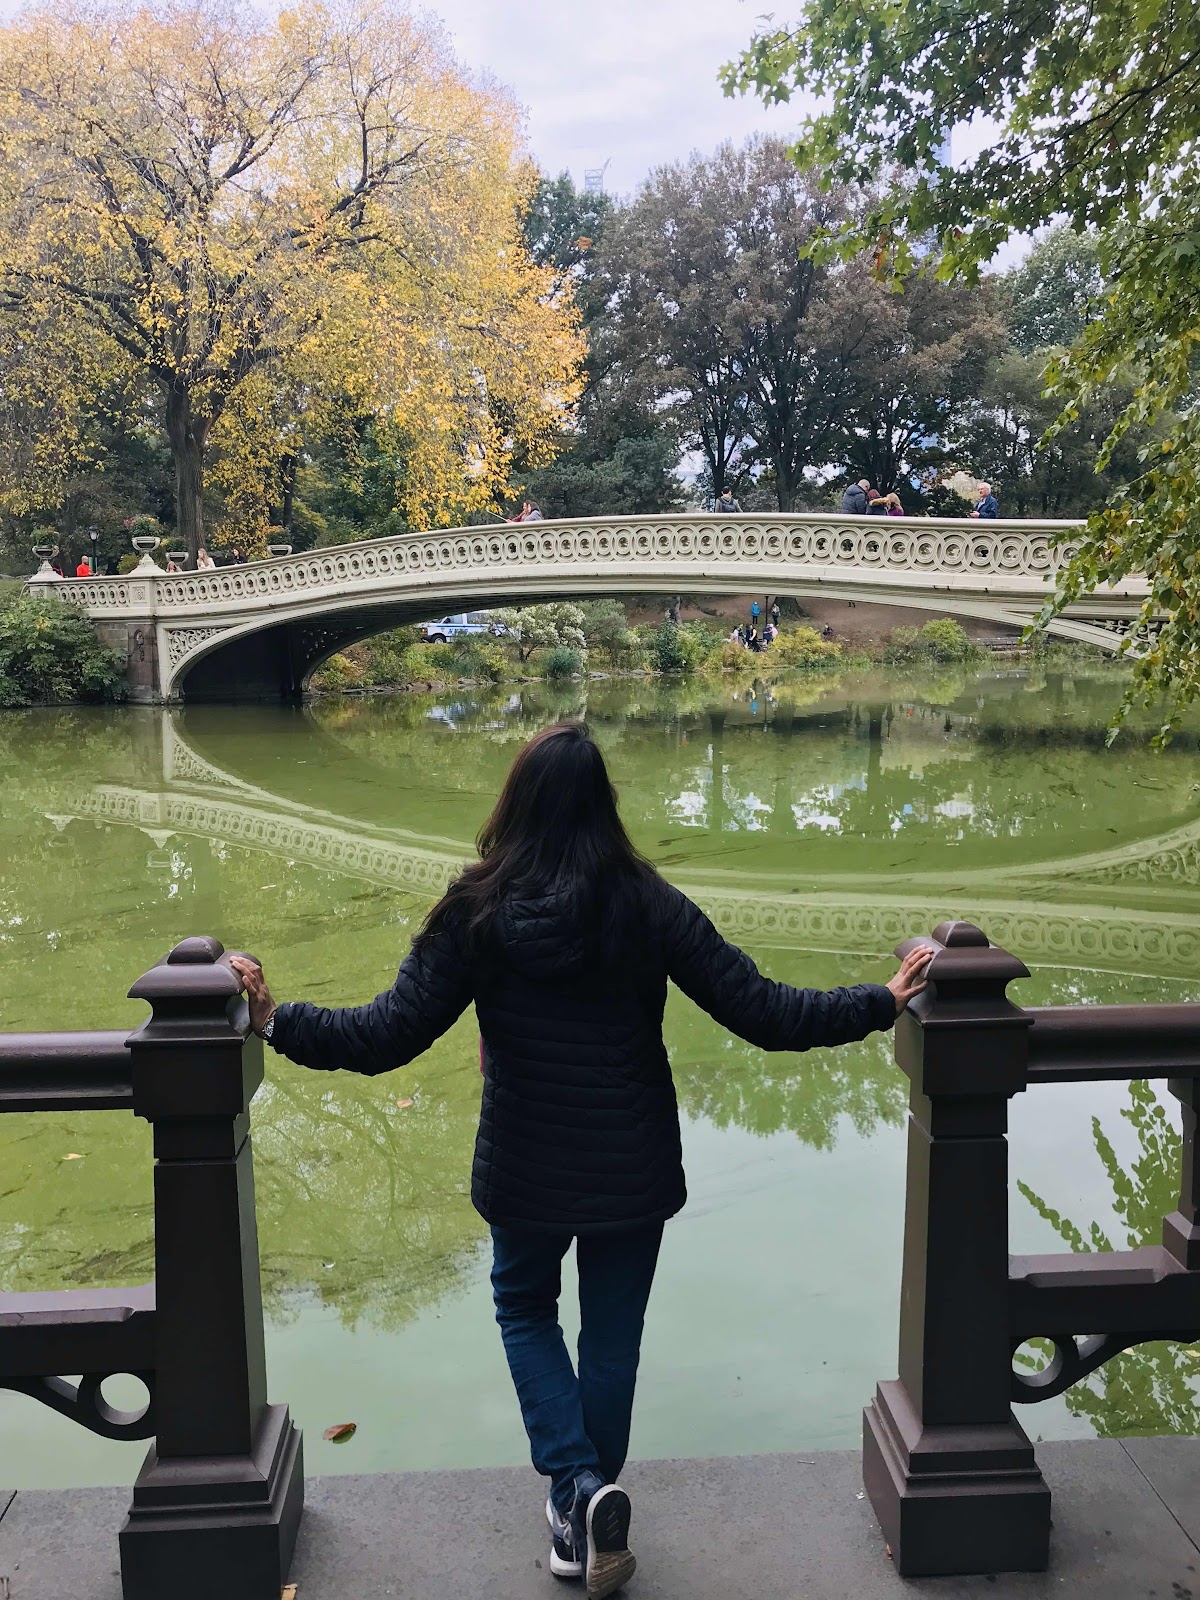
[
  {"xmin": 547, "ymin": 1495, "xmax": 583, "ymax": 1580},
  {"xmin": 584, "ymin": 1483, "xmax": 636, "ymax": 1599}
]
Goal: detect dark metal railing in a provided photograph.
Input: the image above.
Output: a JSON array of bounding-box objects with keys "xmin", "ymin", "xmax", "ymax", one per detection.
[
  {"xmin": 0, "ymin": 937, "xmax": 302, "ymax": 1600},
  {"xmin": 0, "ymin": 1031, "xmax": 133, "ymax": 1111},
  {"xmin": 866, "ymin": 919, "xmax": 1200, "ymax": 1579}
]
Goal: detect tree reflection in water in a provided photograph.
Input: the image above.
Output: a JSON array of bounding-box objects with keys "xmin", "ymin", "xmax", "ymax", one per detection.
[
  {"xmin": 2, "ymin": 672, "xmax": 1200, "ymax": 1356},
  {"xmin": 1019, "ymin": 1083, "xmax": 1200, "ymax": 1436}
]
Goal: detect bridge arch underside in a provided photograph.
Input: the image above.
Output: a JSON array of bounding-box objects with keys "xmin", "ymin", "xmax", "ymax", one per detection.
[{"xmin": 173, "ymin": 578, "xmax": 1132, "ymax": 703}]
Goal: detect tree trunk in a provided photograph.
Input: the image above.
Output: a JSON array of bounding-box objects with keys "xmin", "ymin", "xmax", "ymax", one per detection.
[
  {"xmin": 278, "ymin": 451, "xmax": 298, "ymax": 533},
  {"xmin": 166, "ymin": 388, "xmax": 206, "ymax": 560}
]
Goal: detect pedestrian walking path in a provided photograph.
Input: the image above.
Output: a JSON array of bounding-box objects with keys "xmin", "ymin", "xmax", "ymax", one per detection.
[{"xmin": 3, "ymin": 1438, "xmax": 1200, "ymax": 1598}]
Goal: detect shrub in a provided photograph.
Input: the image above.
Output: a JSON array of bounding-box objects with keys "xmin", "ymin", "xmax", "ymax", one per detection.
[
  {"xmin": 0, "ymin": 594, "xmax": 126, "ymax": 706},
  {"xmin": 451, "ymin": 637, "xmax": 506, "ymax": 682},
  {"xmin": 647, "ymin": 619, "xmax": 707, "ymax": 673},
  {"xmin": 312, "ymin": 651, "xmax": 364, "ymax": 691},
  {"xmin": 770, "ymin": 625, "xmax": 842, "ymax": 668},
  {"xmin": 542, "ymin": 645, "xmax": 582, "ymax": 680},
  {"xmin": 885, "ymin": 618, "xmax": 977, "ymax": 665},
  {"xmin": 117, "ymin": 553, "xmax": 140, "ymax": 574},
  {"xmin": 920, "ymin": 617, "xmax": 974, "ymax": 663},
  {"xmin": 361, "ymin": 638, "xmax": 416, "ymax": 688},
  {"xmin": 714, "ymin": 639, "xmax": 753, "ymax": 670}
]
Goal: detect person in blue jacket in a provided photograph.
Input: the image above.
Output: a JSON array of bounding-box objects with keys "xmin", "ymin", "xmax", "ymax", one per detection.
[
  {"xmin": 231, "ymin": 725, "xmax": 933, "ymax": 1598},
  {"xmin": 971, "ymin": 482, "xmax": 1000, "ymax": 518}
]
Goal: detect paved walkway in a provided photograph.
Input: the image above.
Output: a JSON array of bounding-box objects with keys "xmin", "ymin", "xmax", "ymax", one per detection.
[{"xmin": 3, "ymin": 1438, "xmax": 1200, "ymax": 1598}]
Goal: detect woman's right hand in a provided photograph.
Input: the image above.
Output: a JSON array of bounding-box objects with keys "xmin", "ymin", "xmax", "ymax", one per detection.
[{"xmin": 887, "ymin": 946, "xmax": 935, "ymax": 1014}]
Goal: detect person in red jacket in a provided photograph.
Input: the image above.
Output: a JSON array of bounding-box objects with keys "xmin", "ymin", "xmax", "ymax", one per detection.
[{"xmin": 75, "ymin": 557, "xmax": 92, "ymax": 577}]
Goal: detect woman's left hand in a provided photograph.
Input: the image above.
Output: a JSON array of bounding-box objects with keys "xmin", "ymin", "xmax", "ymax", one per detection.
[{"xmin": 229, "ymin": 955, "xmax": 277, "ymax": 1037}]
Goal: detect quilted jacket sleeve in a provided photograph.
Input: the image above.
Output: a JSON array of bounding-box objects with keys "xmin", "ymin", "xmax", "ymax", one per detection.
[
  {"xmin": 268, "ymin": 921, "xmax": 473, "ymax": 1077},
  {"xmin": 659, "ymin": 884, "xmax": 895, "ymax": 1050}
]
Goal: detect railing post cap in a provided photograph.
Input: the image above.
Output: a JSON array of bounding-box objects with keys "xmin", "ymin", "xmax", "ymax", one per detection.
[
  {"xmin": 933, "ymin": 920, "xmax": 989, "ymax": 948},
  {"xmin": 166, "ymin": 935, "xmax": 224, "ymax": 965},
  {"xmin": 896, "ymin": 922, "xmax": 1030, "ymax": 994},
  {"xmin": 127, "ymin": 936, "xmax": 245, "ymax": 1007}
]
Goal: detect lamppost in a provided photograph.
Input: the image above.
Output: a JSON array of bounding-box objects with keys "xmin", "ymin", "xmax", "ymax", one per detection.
[{"xmin": 87, "ymin": 525, "xmax": 99, "ymax": 574}]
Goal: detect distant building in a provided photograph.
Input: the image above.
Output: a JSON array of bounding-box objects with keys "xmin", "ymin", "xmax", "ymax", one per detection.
[{"xmin": 584, "ymin": 159, "xmax": 611, "ymax": 195}]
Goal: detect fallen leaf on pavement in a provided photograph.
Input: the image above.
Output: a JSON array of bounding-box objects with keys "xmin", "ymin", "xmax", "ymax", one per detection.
[
  {"xmin": 62, "ymin": 1153, "xmax": 83, "ymax": 1161},
  {"xmin": 323, "ymin": 1422, "xmax": 356, "ymax": 1443},
  {"xmin": 395, "ymin": 1097, "xmax": 414, "ymax": 1109},
  {"xmin": 281, "ymin": 1587, "xmax": 297, "ymax": 1599}
]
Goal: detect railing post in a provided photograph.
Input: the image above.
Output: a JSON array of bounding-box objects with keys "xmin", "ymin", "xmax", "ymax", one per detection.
[
  {"xmin": 864, "ymin": 920, "xmax": 1050, "ymax": 1576},
  {"xmin": 1164, "ymin": 1076, "xmax": 1200, "ymax": 1268},
  {"xmin": 118, "ymin": 935, "xmax": 303, "ymax": 1600}
]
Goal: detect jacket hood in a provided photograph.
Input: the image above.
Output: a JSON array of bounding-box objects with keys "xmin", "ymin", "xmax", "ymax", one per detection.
[{"xmin": 494, "ymin": 886, "xmax": 589, "ymax": 979}]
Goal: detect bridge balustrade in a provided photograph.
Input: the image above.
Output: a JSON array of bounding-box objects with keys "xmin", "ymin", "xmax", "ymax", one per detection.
[
  {"xmin": 0, "ymin": 937, "xmax": 302, "ymax": 1600},
  {"xmin": 4, "ymin": 917, "xmax": 1198, "ymax": 1588},
  {"xmin": 868, "ymin": 919, "xmax": 1200, "ymax": 1576}
]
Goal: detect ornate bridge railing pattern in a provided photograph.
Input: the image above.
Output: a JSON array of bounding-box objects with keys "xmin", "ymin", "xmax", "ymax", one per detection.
[
  {"xmin": 46, "ymin": 513, "xmax": 1096, "ymax": 616},
  {"xmin": 867, "ymin": 919, "xmax": 1200, "ymax": 1578},
  {"xmin": 0, "ymin": 939, "xmax": 303, "ymax": 1600}
]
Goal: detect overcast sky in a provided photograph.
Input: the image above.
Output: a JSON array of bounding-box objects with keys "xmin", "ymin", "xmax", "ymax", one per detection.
[
  {"xmin": 0, "ymin": 0, "xmax": 1013, "ymax": 243},
  {"xmin": 428, "ymin": 0, "xmax": 809, "ymax": 197}
]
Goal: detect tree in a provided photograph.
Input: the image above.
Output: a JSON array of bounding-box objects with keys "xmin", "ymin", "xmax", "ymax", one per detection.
[
  {"xmin": 523, "ymin": 171, "xmax": 614, "ymax": 287},
  {"xmin": 0, "ymin": 2, "xmax": 582, "ymax": 557},
  {"xmin": 607, "ymin": 140, "xmax": 884, "ymax": 510},
  {"xmin": 489, "ymin": 603, "xmax": 587, "ymax": 664},
  {"xmin": 604, "ymin": 153, "xmax": 752, "ymax": 498},
  {"xmin": 724, "ymin": 3, "xmax": 1200, "ymax": 737},
  {"xmin": 519, "ymin": 171, "xmax": 683, "ymax": 518},
  {"xmin": 1004, "ymin": 227, "xmax": 1105, "ymax": 358},
  {"xmin": 839, "ymin": 267, "xmax": 1006, "ymax": 493}
]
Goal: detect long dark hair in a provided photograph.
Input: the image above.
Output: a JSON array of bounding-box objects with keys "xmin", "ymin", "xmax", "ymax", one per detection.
[{"xmin": 417, "ymin": 722, "xmax": 656, "ymax": 954}]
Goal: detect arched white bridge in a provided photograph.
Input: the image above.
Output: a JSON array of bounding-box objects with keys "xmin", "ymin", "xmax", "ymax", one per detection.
[{"xmin": 36, "ymin": 512, "xmax": 1152, "ymax": 703}]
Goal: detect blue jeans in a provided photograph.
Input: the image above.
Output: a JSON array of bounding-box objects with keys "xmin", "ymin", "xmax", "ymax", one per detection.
[{"xmin": 491, "ymin": 1222, "xmax": 664, "ymax": 1512}]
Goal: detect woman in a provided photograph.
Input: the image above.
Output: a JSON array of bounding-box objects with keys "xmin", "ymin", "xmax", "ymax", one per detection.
[
  {"xmin": 231, "ymin": 725, "xmax": 931, "ymax": 1598},
  {"xmin": 196, "ymin": 547, "xmax": 216, "ymax": 570},
  {"xmin": 884, "ymin": 493, "xmax": 905, "ymax": 516}
]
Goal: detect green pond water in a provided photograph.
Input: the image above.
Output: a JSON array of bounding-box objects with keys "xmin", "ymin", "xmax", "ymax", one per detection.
[{"xmin": 2, "ymin": 665, "xmax": 1199, "ymax": 1489}]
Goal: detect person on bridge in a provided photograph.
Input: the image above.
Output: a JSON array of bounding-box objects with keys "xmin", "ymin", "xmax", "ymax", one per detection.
[
  {"xmin": 230, "ymin": 726, "xmax": 932, "ymax": 1600},
  {"xmin": 74, "ymin": 556, "xmax": 92, "ymax": 577},
  {"xmin": 883, "ymin": 493, "xmax": 905, "ymax": 516},
  {"xmin": 841, "ymin": 479, "xmax": 871, "ymax": 514},
  {"xmin": 971, "ymin": 482, "xmax": 1000, "ymax": 518},
  {"xmin": 196, "ymin": 547, "xmax": 216, "ymax": 570},
  {"xmin": 714, "ymin": 488, "xmax": 741, "ymax": 512}
]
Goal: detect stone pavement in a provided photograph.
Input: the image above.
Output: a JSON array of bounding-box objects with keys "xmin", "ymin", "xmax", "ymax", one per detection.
[{"xmin": 3, "ymin": 1438, "xmax": 1200, "ymax": 1599}]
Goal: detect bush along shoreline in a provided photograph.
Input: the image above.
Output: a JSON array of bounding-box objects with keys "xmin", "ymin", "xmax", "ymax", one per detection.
[
  {"xmin": 308, "ymin": 606, "xmax": 1058, "ymax": 699},
  {"xmin": 0, "ymin": 588, "xmax": 126, "ymax": 707}
]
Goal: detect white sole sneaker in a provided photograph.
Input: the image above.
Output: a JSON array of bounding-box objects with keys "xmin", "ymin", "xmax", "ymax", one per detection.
[
  {"xmin": 547, "ymin": 1495, "xmax": 583, "ymax": 1580},
  {"xmin": 585, "ymin": 1484, "xmax": 636, "ymax": 1598}
]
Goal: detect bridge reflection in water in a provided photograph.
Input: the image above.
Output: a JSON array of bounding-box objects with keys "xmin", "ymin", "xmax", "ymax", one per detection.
[
  {"xmin": 3, "ymin": 684, "xmax": 1200, "ymax": 1495},
  {"xmin": 62, "ymin": 707, "xmax": 1200, "ymax": 986}
]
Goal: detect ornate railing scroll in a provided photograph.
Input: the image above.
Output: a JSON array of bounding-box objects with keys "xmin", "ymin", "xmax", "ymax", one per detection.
[
  {"xmin": 0, "ymin": 938, "xmax": 302, "ymax": 1600},
  {"xmin": 865, "ymin": 921, "xmax": 1200, "ymax": 1580}
]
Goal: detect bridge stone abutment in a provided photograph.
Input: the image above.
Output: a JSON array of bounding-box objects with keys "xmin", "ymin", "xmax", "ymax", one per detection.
[{"xmin": 32, "ymin": 513, "xmax": 1154, "ymax": 704}]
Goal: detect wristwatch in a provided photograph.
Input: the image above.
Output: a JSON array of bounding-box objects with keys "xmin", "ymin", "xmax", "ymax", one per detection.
[{"xmin": 261, "ymin": 1012, "xmax": 276, "ymax": 1043}]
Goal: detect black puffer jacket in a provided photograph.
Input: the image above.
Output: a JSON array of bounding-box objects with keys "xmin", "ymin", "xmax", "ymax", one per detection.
[{"xmin": 269, "ymin": 880, "xmax": 896, "ymax": 1234}]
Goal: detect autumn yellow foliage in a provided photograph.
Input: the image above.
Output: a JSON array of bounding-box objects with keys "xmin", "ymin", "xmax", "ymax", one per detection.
[{"xmin": 0, "ymin": 0, "xmax": 583, "ymax": 553}]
